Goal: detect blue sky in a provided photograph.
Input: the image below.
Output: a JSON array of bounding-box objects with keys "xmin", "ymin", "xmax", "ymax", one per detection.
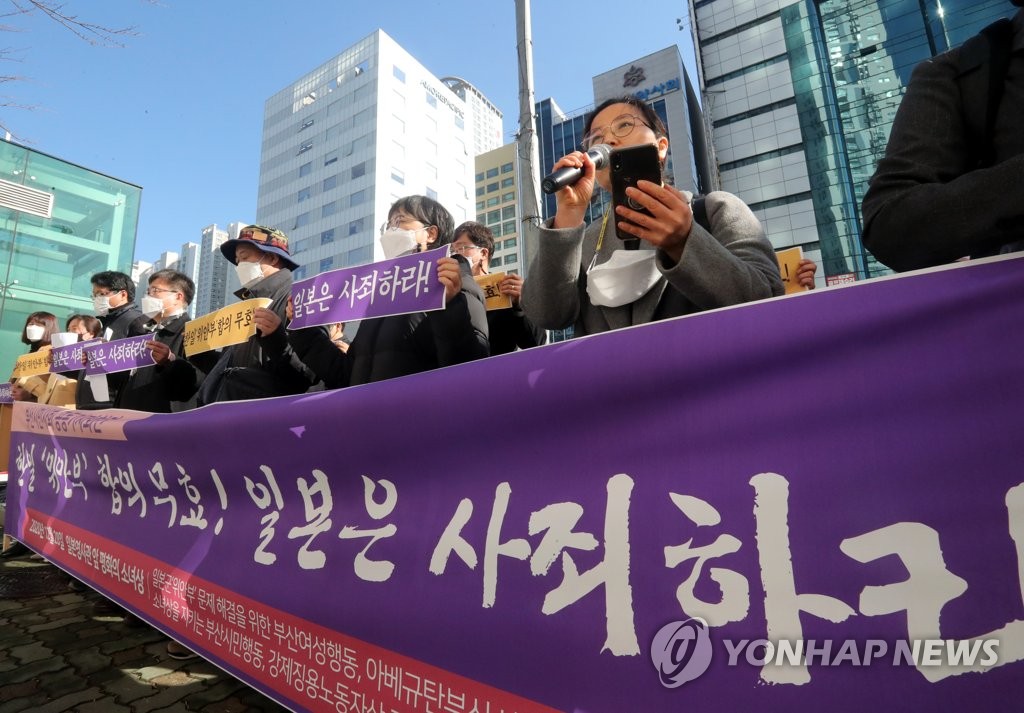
[{"xmin": 7, "ymin": 0, "xmax": 695, "ymax": 263}]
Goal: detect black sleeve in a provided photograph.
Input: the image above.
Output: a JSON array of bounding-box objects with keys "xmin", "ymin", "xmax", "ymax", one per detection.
[
  {"xmin": 286, "ymin": 324, "xmax": 350, "ymax": 389},
  {"xmin": 426, "ymin": 263, "xmax": 490, "ymax": 366}
]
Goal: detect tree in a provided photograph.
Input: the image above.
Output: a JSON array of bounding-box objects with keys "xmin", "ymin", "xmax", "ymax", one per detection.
[{"xmin": 0, "ymin": 1, "xmax": 155, "ymax": 136}]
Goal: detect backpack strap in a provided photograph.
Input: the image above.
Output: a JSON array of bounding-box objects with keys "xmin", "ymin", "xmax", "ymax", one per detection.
[{"xmin": 957, "ymin": 16, "xmax": 1015, "ymax": 169}]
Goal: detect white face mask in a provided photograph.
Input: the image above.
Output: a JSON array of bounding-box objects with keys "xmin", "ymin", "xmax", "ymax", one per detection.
[
  {"xmin": 235, "ymin": 259, "xmax": 265, "ymax": 287},
  {"xmin": 140, "ymin": 295, "xmax": 164, "ymax": 318},
  {"xmin": 586, "ymin": 249, "xmax": 661, "ymax": 308},
  {"xmin": 25, "ymin": 324, "xmax": 45, "ymax": 342},
  {"xmin": 379, "ymin": 228, "xmax": 420, "ymax": 260},
  {"xmin": 92, "ymin": 295, "xmax": 111, "ymax": 316}
]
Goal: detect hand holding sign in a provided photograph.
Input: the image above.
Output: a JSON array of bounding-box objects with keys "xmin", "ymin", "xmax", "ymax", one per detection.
[
  {"xmin": 499, "ymin": 273, "xmax": 524, "ymax": 306},
  {"xmin": 436, "ymin": 256, "xmax": 463, "ymax": 303},
  {"xmin": 254, "ymin": 307, "xmax": 282, "ymax": 336}
]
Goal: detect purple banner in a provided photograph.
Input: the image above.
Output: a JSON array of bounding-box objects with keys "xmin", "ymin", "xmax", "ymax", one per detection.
[
  {"xmin": 289, "ymin": 246, "xmax": 448, "ymax": 329},
  {"xmin": 82, "ymin": 335, "xmax": 155, "ymax": 376},
  {"xmin": 50, "ymin": 338, "xmax": 101, "ymax": 374},
  {"xmin": 6, "ymin": 255, "xmax": 1024, "ymax": 712},
  {"xmin": 0, "ymin": 381, "xmax": 11, "ymax": 404}
]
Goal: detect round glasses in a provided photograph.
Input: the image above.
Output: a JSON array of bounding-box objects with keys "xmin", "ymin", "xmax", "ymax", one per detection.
[
  {"xmin": 379, "ymin": 217, "xmax": 429, "ymax": 235},
  {"xmin": 581, "ymin": 114, "xmax": 653, "ymax": 150}
]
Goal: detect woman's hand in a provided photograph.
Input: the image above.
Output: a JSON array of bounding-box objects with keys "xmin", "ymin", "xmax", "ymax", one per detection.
[
  {"xmin": 436, "ymin": 257, "xmax": 463, "ymax": 303},
  {"xmin": 146, "ymin": 340, "xmax": 174, "ymax": 366},
  {"xmin": 614, "ymin": 182, "xmax": 694, "ymax": 264},
  {"xmin": 551, "ymin": 151, "xmax": 597, "ymax": 229},
  {"xmin": 795, "ymin": 258, "xmax": 817, "ymax": 290},
  {"xmin": 498, "ymin": 273, "xmax": 524, "ymax": 306}
]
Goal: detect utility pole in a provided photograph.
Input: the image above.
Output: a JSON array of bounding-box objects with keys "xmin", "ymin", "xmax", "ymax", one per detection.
[{"xmin": 514, "ymin": 0, "xmax": 542, "ymax": 276}]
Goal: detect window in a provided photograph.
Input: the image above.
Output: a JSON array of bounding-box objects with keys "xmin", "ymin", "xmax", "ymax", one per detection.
[
  {"xmin": 354, "ymin": 60, "xmax": 368, "ymax": 76},
  {"xmin": 292, "ymin": 267, "xmax": 305, "ymax": 280},
  {"xmin": 475, "ymin": 172, "xmax": 484, "ymax": 182},
  {"xmin": 487, "ymin": 209, "xmax": 501, "ymax": 224},
  {"xmin": 298, "ymin": 187, "xmax": 311, "ymax": 203},
  {"xmin": 486, "ymin": 167, "xmax": 499, "ymax": 178},
  {"xmin": 491, "ymin": 223, "xmax": 502, "ymax": 237},
  {"xmin": 323, "ymin": 175, "xmax": 337, "ymax": 191},
  {"xmin": 503, "ymin": 220, "xmax": 516, "ymax": 235},
  {"xmin": 491, "ymin": 255, "xmax": 503, "ymax": 267},
  {"xmin": 475, "ymin": 186, "xmax": 485, "ymax": 197},
  {"xmin": 319, "ymin": 257, "xmax": 334, "ymax": 272},
  {"xmin": 476, "ymin": 200, "xmax": 485, "ymax": 211},
  {"xmin": 500, "ymin": 162, "xmax": 513, "ymax": 174},
  {"xmin": 298, "ymin": 141, "xmax": 313, "ymax": 154},
  {"xmin": 486, "ymin": 182, "xmax": 498, "ymax": 193},
  {"xmin": 299, "ymin": 162, "xmax": 312, "ymax": 177},
  {"xmin": 392, "ymin": 168, "xmax": 405, "ymax": 185},
  {"xmin": 321, "ymin": 229, "xmax": 335, "ymax": 245},
  {"xmin": 300, "ymin": 118, "xmax": 314, "ymax": 131},
  {"xmin": 295, "ymin": 212, "xmax": 311, "ymax": 229},
  {"xmin": 501, "ymin": 192, "xmax": 515, "ymax": 202},
  {"xmin": 348, "ymin": 245, "xmax": 372, "ymax": 265},
  {"xmin": 455, "ymin": 116, "xmax": 464, "ymax": 129},
  {"xmin": 351, "ymin": 189, "xmax": 366, "ymax": 207},
  {"xmin": 348, "ymin": 217, "xmax": 364, "ymax": 236},
  {"xmin": 502, "ymin": 206, "xmax": 516, "ymax": 220},
  {"xmin": 352, "ymin": 162, "xmax": 366, "ymax": 179},
  {"xmin": 324, "ymin": 151, "xmax": 339, "ymax": 166},
  {"xmin": 486, "ymin": 197, "xmax": 500, "ymax": 207},
  {"xmin": 502, "ymin": 177, "xmax": 514, "ymax": 188},
  {"xmin": 425, "ymin": 91, "xmax": 437, "ymax": 108},
  {"xmin": 393, "ymin": 65, "xmax": 405, "ymax": 83},
  {"xmin": 322, "ymin": 201, "xmax": 337, "ymax": 218},
  {"xmin": 504, "ymin": 238, "xmax": 517, "ymax": 250}
]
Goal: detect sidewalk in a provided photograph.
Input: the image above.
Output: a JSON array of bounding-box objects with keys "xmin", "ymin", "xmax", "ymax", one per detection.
[{"xmin": 0, "ymin": 548, "xmax": 291, "ymax": 713}]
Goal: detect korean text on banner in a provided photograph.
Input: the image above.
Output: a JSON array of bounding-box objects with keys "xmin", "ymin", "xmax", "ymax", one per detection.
[
  {"xmin": 82, "ymin": 335, "xmax": 156, "ymax": 376},
  {"xmin": 289, "ymin": 246, "xmax": 448, "ymax": 329},
  {"xmin": 474, "ymin": 272, "xmax": 513, "ymax": 311},
  {"xmin": 184, "ymin": 298, "xmax": 272, "ymax": 357},
  {"xmin": 10, "ymin": 346, "xmax": 52, "ymax": 379}
]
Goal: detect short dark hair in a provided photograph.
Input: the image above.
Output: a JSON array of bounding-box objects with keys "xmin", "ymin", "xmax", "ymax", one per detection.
[
  {"xmin": 388, "ymin": 195, "xmax": 455, "ymax": 246},
  {"xmin": 22, "ymin": 311, "xmax": 58, "ymax": 346},
  {"xmin": 91, "ymin": 271, "xmax": 136, "ymax": 302},
  {"xmin": 149, "ymin": 268, "xmax": 196, "ymax": 305},
  {"xmin": 66, "ymin": 314, "xmax": 102, "ymax": 338},
  {"xmin": 584, "ymin": 96, "xmax": 668, "ymax": 145},
  {"xmin": 453, "ymin": 221, "xmax": 494, "ymax": 261}
]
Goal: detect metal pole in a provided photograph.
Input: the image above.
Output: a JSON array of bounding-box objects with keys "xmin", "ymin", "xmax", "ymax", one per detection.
[{"xmin": 514, "ymin": 0, "xmax": 542, "ymax": 276}]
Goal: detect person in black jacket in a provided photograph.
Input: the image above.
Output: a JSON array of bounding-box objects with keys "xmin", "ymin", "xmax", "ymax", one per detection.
[
  {"xmin": 197, "ymin": 225, "xmax": 317, "ymax": 404},
  {"xmin": 285, "ymin": 195, "xmax": 490, "ymax": 387},
  {"xmin": 451, "ymin": 221, "xmax": 546, "ymax": 355},
  {"xmin": 75, "ymin": 271, "xmax": 150, "ymax": 410},
  {"xmin": 115, "ymin": 269, "xmax": 202, "ymax": 412}
]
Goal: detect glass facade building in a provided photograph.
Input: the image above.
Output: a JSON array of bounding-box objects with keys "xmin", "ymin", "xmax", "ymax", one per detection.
[
  {"xmin": 0, "ymin": 140, "xmax": 140, "ymax": 378},
  {"xmin": 694, "ymin": 0, "xmax": 1013, "ymax": 282}
]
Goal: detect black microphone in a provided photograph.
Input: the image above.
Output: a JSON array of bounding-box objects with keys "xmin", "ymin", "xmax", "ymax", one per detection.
[{"xmin": 541, "ymin": 144, "xmax": 611, "ymax": 194}]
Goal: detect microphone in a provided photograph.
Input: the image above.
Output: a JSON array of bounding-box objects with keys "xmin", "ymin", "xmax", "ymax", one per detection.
[{"xmin": 541, "ymin": 144, "xmax": 611, "ymax": 194}]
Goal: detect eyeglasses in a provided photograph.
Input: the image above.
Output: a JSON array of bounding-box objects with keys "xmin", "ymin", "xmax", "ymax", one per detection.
[
  {"xmin": 379, "ymin": 216, "xmax": 430, "ymax": 235},
  {"xmin": 581, "ymin": 114, "xmax": 653, "ymax": 150},
  {"xmin": 146, "ymin": 287, "xmax": 178, "ymax": 297},
  {"xmin": 450, "ymin": 244, "xmax": 481, "ymax": 255}
]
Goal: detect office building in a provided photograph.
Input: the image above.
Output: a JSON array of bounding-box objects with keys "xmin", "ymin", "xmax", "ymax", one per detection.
[
  {"xmin": 0, "ymin": 139, "xmax": 140, "ymax": 378},
  {"xmin": 196, "ymin": 222, "xmax": 248, "ymax": 317},
  {"xmin": 691, "ymin": 0, "xmax": 1012, "ymax": 282},
  {"xmin": 255, "ymin": 29, "xmax": 501, "ymax": 281},
  {"xmin": 474, "ymin": 143, "xmax": 523, "ymax": 276},
  {"xmin": 176, "ymin": 242, "xmax": 201, "ymax": 318}
]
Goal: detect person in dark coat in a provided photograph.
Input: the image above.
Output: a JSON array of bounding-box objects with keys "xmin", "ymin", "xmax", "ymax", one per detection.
[
  {"xmin": 197, "ymin": 225, "xmax": 317, "ymax": 404},
  {"xmin": 285, "ymin": 195, "xmax": 490, "ymax": 388},
  {"xmin": 451, "ymin": 221, "xmax": 545, "ymax": 355},
  {"xmin": 115, "ymin": 269, "xmax": 202, "ymax": 413},
  {"xmin": 76, "ymin": 271, "xmax": 150, "ymax": 410}
]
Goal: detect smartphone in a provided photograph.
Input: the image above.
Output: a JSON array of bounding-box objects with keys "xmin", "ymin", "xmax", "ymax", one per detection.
[{"xmin": 610, "ymin": 144, "xmax": 662, "ymax": 233}]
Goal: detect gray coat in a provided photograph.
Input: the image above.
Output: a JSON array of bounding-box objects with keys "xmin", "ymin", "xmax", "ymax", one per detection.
[{"xmin": 521, "ymin": 190, "xmax": 783, "ymax": 336}]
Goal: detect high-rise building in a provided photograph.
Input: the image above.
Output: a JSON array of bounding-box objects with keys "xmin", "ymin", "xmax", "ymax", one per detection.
[
  {"xmin": 0, "ymin": 139, "xmax": 141, "ymax": 377},
  {"xmin": 691, "ymin": 0, "xmax": 1012, "ymax": 283},
  {"xmin": 196, "ymin": 222, "xmax": 248, "ymax": 316},
  {"xmin": 255, "ymin": 30, "xmax": 500, "ymax": 280},
  {"xmin": 473, "ymin": 144, "xmax": 523, "ymax": 276},
  {"xmin": 176, "ymin": 242, "xmax": 200, "ymax": 317},
  {"xmin": 442, "ymin": 77, "xmax": 505, "ymax": 157}
]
